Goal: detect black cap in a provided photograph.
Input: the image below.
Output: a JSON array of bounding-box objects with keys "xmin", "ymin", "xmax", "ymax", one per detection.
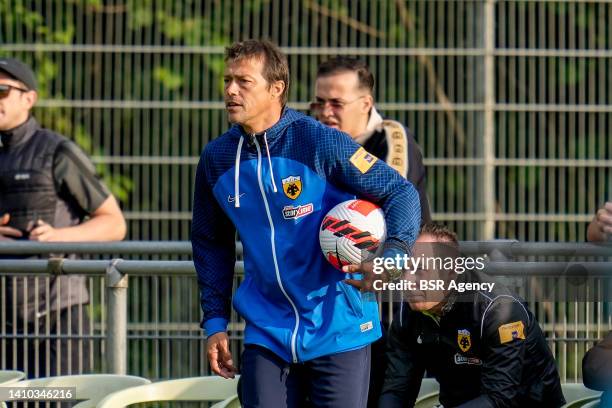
[{"xmin": 0, "ymin": 57, "xmax": 37, "ymax": 91}]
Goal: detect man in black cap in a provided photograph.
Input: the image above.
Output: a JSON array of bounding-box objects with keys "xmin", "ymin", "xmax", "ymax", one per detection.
[{"xmin": 0, "ymin": 57, "xmax": 126, "ymax": 377}]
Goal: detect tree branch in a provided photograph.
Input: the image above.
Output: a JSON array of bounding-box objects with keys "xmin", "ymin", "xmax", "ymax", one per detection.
[{"xmin": 394, "ymin": 0, "xmax": 466, "ymax": 148}]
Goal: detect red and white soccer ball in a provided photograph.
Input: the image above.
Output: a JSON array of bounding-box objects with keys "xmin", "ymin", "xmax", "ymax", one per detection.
[{"xmin": 319, "ymin": 199, "xmax": 387, "ymax": 270}]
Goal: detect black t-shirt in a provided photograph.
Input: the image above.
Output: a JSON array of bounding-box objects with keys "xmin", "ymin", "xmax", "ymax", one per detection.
[{"xmin": 53, "ymin": 140, "xmax": 110, "ymax": 216}]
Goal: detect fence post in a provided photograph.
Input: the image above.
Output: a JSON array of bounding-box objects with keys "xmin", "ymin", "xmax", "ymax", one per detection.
[
  {"xmin": 482, "ymin": 0, "xmax": 496, "ymax": 240},
  {"xmin": 106, "ymin": 259, "xmax": 127, "ymax": 374}
]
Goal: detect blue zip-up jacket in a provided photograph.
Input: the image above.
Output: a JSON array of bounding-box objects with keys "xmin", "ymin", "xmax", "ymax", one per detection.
[{"xmin": 192, "ymin": 108, "xmax": 421, "ymax": 363}]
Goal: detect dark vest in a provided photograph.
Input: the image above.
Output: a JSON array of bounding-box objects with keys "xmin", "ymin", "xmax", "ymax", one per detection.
[
  {"xmin": 0, "ymin": 117, "xmax": 89, "ymax": 321},
  {"xmin": 0, "ymin": 119, "xmax": 83, "ymax": 231}
]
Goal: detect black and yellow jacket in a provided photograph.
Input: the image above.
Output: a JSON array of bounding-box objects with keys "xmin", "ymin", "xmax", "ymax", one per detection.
[{"xmin": 379, "ymin": 272, "xmax": 565, "ymax": 408}]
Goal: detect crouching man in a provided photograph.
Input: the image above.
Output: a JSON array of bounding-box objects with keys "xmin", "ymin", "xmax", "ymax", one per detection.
[{"xmin": 379, "ymin": 223, "xmax": 565, "ymax": 408}]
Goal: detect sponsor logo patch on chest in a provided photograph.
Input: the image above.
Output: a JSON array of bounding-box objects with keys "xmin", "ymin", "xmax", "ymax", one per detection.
[
  {"xmin": 14, "ymin": 173, "xmax": 31, "ymax": 181},
  {"xmin": 282, "ymin": 203, "xmax": 313, "ymax": 220},
  {"xmin": 454, "ymin": 353, "xmax": 482, "ymax": 366}
]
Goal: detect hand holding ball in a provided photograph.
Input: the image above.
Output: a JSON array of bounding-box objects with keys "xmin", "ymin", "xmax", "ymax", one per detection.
[{"xmin": 319, "ymin": 199, "xmax": 386, "ymax": 270}]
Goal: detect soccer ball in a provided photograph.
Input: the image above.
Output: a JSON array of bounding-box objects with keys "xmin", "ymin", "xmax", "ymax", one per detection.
[{"xmin": 319, "ymin": 199, "xmax": 387, "ymax": 270}]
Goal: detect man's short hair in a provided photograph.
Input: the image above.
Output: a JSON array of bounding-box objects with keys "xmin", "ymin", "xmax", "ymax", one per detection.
[
  {"xmin": 225, "ymin": 39, "xmax": 290, "ymax": 106},
  {"xmin": 316, "ymin": 57, "xmax": 374, "ymax": 93},
  {"xmin": 420, "ymin": 223, "xmax": 458, "ymax": 244}
]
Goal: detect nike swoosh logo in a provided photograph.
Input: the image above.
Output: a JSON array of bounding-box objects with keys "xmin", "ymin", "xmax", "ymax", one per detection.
[{"xmin": 228, "ymin": 193, "xmax": 245, "ymax": 202}]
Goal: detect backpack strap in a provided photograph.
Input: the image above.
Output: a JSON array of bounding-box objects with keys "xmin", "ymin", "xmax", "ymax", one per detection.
[{"xmin": 382, "ymin": 119, "xmax": 409, "ymax": 178}]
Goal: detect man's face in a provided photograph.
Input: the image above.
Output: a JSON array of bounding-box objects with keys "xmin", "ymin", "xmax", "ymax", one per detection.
[
  {"xmin": 0, "ymin": 72, "xmax": 36, "ymax": 131},
  {"xmin": 313, "ymin": 71, "xmax": 372, "ymax": 139},
  {"xmin": 224, "ymin": 57, "xmax": 281, "ymax": 133},
  {"xmin": 404, "ymin": 234, "xmax": 451, "ymax": 312}
]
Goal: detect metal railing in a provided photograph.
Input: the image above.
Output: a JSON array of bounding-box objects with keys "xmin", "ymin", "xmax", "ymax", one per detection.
[
  {"xmin": 2, "ymin": 239, "xmax": 612, "ymax": 256},
  {"xmin": 1, "ymin": 241, "xmax": 611, "ymax": 382}
]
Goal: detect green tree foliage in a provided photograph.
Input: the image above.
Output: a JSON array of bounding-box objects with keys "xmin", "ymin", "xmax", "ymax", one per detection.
[{"xmin": 0, "ymin": 0, "xmax": 134, "ymax": 202}]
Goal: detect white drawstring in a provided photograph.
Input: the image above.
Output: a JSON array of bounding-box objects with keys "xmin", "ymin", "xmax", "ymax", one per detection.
[
  {"xmin": 234, "ymin": 136, "xmax": 244, "ymax": 208},
  {"xmin": 234, "ymin": 132, "xmax": 276, "ymax": 209},
  {"xmin": 263, "ymin": 132, "xmax": 278, "ymax": 192}
]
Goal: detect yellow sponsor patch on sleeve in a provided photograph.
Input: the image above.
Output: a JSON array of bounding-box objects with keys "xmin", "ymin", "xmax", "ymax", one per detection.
[
  {"xmin": 349, "ymin": 147, "xmax": 378, "ymax": 174},
  {"xmin": 498, "ymin": 321, "xmax": 526, "ymax": 344}
]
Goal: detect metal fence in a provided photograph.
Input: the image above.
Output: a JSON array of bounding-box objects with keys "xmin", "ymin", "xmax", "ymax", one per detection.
[
  {"xmin": 0, "ymin": 243, "xmax": 219, "ymax": 381},
  {"xmin": 2, "ymin": 0, "xmax": 611, "ymax": 242},
  {"xmin": 0, "ymin": 242, "xmax": 610, "ymax": 383}
]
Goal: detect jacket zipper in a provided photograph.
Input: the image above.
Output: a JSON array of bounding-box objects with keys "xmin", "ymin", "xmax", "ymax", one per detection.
[{"xmin": 253, "ymin": 137, "xmax": 300, "ymax": 363}]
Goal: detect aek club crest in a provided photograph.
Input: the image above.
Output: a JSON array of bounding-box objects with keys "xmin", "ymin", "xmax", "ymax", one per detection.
[
  {"xmin": 457, "ymin": 329, "xmax": 472, "ymax": 353},
  {"xmin": 282, "ymin": 175, "xmax": 302, "ymax": 199}
]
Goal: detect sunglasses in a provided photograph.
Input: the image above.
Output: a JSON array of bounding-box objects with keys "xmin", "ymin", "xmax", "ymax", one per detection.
[{"xmin": 0, "ymin": 84, "xmax": 29, "ymax": 99}]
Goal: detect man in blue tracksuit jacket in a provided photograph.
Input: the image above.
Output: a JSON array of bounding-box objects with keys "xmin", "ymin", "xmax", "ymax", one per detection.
[{"xmin": 191, "ymin": 39, "xmax": 421, "ymax": 407}]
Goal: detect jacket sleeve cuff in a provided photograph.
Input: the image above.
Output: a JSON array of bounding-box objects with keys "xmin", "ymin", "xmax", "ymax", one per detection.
[
  {"xmin": 381, "ymin": 239, "xmax": 411, "ymax": 261},
  {"xmin": 204, "ymin": 317, "xmax": 228, "ymax": 337}
]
